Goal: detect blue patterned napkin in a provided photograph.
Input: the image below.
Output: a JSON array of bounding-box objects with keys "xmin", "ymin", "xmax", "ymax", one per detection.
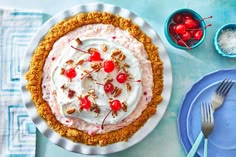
[{"xmin": 0, "ymin": 8, "xmax": 43, "ymax": 157}]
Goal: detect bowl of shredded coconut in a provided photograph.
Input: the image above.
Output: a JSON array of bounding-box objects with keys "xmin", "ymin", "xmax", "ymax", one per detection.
[{"xmin": 214, "ymin": 23, "xmax": 236, "ymax": 57}]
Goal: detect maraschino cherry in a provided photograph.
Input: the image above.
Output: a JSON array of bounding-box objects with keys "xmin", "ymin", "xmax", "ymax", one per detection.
[
  {"xmin": 101, "ymin": 99, "xmax": 122, "ymax": 129},
  {"xmin": 168, "ymin": 12, "xmax": 212, "ymax": 49},
  {"xmin": 173, "ymin": 13, "xmax": 183, "ymax": 24},
  {"xmin": 116, "ymin": 72, "xmax": 141, "ymax": 83},
  {"xmin": 65, "ymin": 68, "xmax": 77, "ymax": 79},
  {"xmin": 96, "ymin": 82, "xmax": 114, "ymax": 93},
  {"xmin": 89, "ymin": 50, "xmax": 102, "ymax": 61},
  {"xmin": 116, "ymin": 72, "xmax": 127, "ymax": 83},
  {"xmin": 71, "ymin": 45, "xmax": 103, "ymax": 62},
  {"xmin": 79, "ymin": 96, "xmax": 91, "ymax": 109},
  {"xmin": 110, "ymin": 100, "xmax": 121, "ymax": 111},
  {"xmin": 103, "ymin": 60, "xmax": 115, "ymax": 73},
  {"xmin": 175, "ymin": 24, "xmax": 186, "ymax": 34}
]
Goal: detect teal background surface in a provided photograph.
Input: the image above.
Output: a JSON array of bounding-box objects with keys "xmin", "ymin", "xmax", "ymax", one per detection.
[{"xmin": 1, "ymin": 0, "xmax": 236, "ymax": 156}]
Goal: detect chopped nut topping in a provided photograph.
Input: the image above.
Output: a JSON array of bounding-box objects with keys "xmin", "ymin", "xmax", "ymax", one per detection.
[
  {"xmin": 111, "ymin": 48, "xmax": 121, "ymax": 57},
  {"xmin": 118, "ymin": 53, "xmax": 126, "ymax": 61},
  {"xmin": 108, "ymin": 98, "xmax": 113, "ymax": 103},
  {"xmin": 87, "ymin": 75, "xmax": 94, "ymax": 81},
  {"xmin": 90, "ymin": 104, "xmax": 101, "ymax": 114},
  {"xmin": 67, "ymin": 108, "xmax": 76, "ymax": 114},
  {"xmin": 101, "ymin": 44, "xmax": 108, "ymax": 52},
  {"xmin": 123, "ymin": 63, "xmax": 130, "ymax": 68},
  {"xmin": 91, "ymin": 62, "xmax": 102, "ymax": 71},
  {"xmin": 66, "ymin": 59, "xmax": 74, "ymax": 64},
  {"xmin": 88, "ymin": 89, "xmax": 98, "ymax": 99},
  {"xmin": 126, "ymin": 82, "xmax": 132, "ymax": 92},
  {"xmin": 122, "ymin": 67, "xmax": 129, "ymax": 73},
  {"xmin": 88, "ymin": 48, "xmax": 99, "ymax": 54},
  {"xmin": 121, "ymin": 102, "xmax": 127, "ymax": 112},
  {"xmin": 76, "ymin": 59, "xmax": 85, "ymax": 66},
  {"xmin": 113, "ymin": 59, "xmax": 121, "ymax": 70},
  {"xmin": 61, "ymin": 84, "xmax": 67, "ymax": 90},
  {"xmin": 76, "ymin": 37, "xmax": 83, "ymax": 45},
  {"xmin": 104, "ymin": 76, "xmax": 113, "ymax": 83},
  {"xmin": 68, "ymin": 89, "xmax": 76, "ymax": 98},
  {"xmin": 112, "ymin": 87, "xmax": 122, "ymax": 97},
  {"xmin": 112, "ymin": 111, "xmax": 118, "ymax": 117},
  {"xmin": 60, "ymin": 68, "xmax": 65, "ymax": 75}
]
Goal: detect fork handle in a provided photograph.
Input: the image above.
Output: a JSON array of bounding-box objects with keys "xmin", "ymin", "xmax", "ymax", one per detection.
[
  {"xmin": 187, "ymin": 131, "xmax": 204, "ymax": 157},
  {"xmin": 204, "ymin": 138, "xmax": 208, "ymax": 157}
]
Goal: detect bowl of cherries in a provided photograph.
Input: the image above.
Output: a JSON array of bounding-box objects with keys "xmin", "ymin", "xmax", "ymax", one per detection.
[{"xmin": 164, "ymin": 8, "xmax": 212, "ymax": 50}]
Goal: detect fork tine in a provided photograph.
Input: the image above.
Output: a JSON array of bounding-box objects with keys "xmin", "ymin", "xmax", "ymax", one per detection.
[
  {"xmin": 201, "ymin": 102, "xmax": 213, "ymax": 123},
  {"xmin": 222, "ymin": 81, "xmax": 234, "ymax": 96},
  {"xmin": 201, "ymin": 102, "xmax": 205, "ymax": 123},
  {"xmin": 216, "ymin": 79, "xmax": 234, "ymax": 96}
]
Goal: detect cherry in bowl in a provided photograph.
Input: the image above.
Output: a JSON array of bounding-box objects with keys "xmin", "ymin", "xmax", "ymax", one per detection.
[{"xmin": 164, "ymin": 9, "xmax": 212, "ymax": 50}]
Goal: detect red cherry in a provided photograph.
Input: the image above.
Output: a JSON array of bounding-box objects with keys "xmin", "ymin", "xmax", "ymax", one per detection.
[
  {"xmin": 193, "ymin": 30, "xmax": 203, "ymax": 40},
  {"xmin": 96, "ymin": 82, "xmax": 114, "ymax": 93},
  {"xmin": 169, "ymin": 23, "xmax": 177, "ymax": 35},
  {"xmin": 177, "ymin": 39, "xmax": 186, "ymax": 46},
  {"xmin": 103, "ymin": 60, "xmax": 115, "ymax": 73},
  {"xmin": 104, "ymin": 82, "xmax": 114, "ymax": 93},
  {"xmin": 177, "ymin": 39, "xmax": 191, "ymax": 50},
  {"xmin": 65, "ymin": 68, "xmax": 77, "ymax": 79},
  {"xmin": 173, "ymin": 13, "xmax": 183, "ymax": 24},
  {"xmin": 181, "ymin": 31, "xmax": 191, "ymax": 41},
  {"xmin": 89, "ymin": 51, "xmax": 102, "ymax": 61},
  {"xmin": 183, "ymin": 13, "xmax": 193, "ymax": 20},
  {"xmin": 79, "ymin": 96, "xmax": 91, "ymax": 109},
  {"xmin": 175, "ymin": 24, "xmax": 186, "ymax": 34},
  {"xmin": 110, "ymin": 100, "xmax": 121, "ymax": 111},
  {"xmin": 184, "ymin": 19, "xmax": 197, "ymax": 29},
  {"xmin": 116, "ymin": 73, "xmax": 127, "ymax": 83}
]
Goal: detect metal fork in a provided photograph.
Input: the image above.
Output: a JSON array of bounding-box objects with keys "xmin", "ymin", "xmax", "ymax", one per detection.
[
  {"xmin": 211, "ymin": 79, "xmax": 234, "ymax": 111},
  {"xmin": 201, "ymin": 102, "xmax": 214, "ymax": 157},
  {"xmin": 187, "ymin": 79, "xmax": 234, "ymax": 157}
]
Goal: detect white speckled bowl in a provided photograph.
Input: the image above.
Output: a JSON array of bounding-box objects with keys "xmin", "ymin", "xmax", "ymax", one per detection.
[{"xmin": 214, "ymin": 23, "xmax": 236, "ymax": 58}]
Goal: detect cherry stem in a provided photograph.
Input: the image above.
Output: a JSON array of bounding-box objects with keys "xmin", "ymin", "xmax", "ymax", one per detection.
[
  {"xmin": 80, "ymin": 69, "xmax": 96, "ymax": 80},
  {"xmin": 101, "ymin": 110, "xmax": 112, "ymax": 130},
  {"xmin": 96, "ymin": 82, "xmax": 104, "ymax": 86},
  {"xmin": 197, "ymin": 16, "xmax": 213, "ymax": 22},
  {"xmin": 71, "ymin": 45, "xmax": 89, "ymax": 54},
  {"xmin": 129, "ymin": 79, "xmax": 142, "ymax": 83},
  {"xmin": 187, "ymin": 24, "xmax": 212, "ymax": 31},
  {"xmin": 176, "ymin": 34, "xmax": 191, "ymax": 50}
]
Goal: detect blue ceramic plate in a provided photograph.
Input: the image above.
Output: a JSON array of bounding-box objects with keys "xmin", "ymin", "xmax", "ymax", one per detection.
[{"xmin": 178, "ymin": 69, "xmax": 236, "ymax": 157}]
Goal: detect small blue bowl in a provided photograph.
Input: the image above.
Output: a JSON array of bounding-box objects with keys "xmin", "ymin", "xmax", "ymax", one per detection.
[
  {"xmin": 164, "ymin": 9, "xmax": 206, "ymax": 50},
  {"xmin": 214, "ymin": 23, "xmax": 236, "ymax": 58}
]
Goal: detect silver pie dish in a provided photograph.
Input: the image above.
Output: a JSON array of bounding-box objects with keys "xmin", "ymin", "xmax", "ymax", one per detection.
[{"xmin": 21, "ymin": 3, "xmax": 172, "ymax": 155}]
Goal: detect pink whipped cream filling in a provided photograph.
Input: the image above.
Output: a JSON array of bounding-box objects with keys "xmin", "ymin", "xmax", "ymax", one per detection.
[{"xmin": 42, "ymin": 24, "xmax": 154, "ymax": 135}]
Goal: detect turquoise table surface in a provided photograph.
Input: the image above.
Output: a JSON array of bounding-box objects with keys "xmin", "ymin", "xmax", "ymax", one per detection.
[{"xmin": 1, "ymin": 0, "xmax": 236, "ymax": 156}]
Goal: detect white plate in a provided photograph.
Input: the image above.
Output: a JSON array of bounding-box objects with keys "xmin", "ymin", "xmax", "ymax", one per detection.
[{"xmin": 21, "ymin": 3, "xmax": 172, "ymax": 155}]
